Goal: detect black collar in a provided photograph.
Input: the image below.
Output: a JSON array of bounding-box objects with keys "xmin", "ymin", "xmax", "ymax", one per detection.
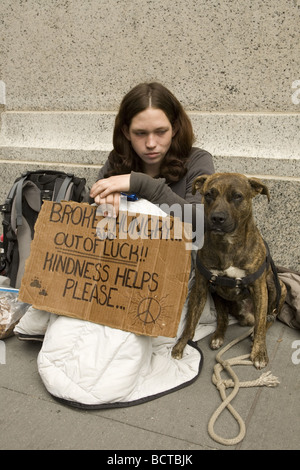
[{"xmin": 196, "ymin": 242, "xmax": 271, "ymax": 292}]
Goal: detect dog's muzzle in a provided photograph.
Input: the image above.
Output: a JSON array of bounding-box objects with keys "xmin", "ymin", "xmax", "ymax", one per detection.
[{"xmin": 208, "ymin": 211, "xmax": 235, "ymax": 233}]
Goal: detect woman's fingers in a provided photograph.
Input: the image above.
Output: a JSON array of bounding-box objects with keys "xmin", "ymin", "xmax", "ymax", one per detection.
[
  {"xmin": 90, "ymin": 174, "xmax": 130, "ymax": 199},
  {"xmin": 95, "ymin": 192, "xmax": 120, "ymax": 218},
  {"xmin": 90, "ymin": 174, "xmax": 131, "ymax": 218}
]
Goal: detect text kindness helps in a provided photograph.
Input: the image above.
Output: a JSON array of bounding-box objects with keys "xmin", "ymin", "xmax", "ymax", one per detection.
[{"xmin": 44, "ymin": 202, "xmax": 163, "ymax": 301}]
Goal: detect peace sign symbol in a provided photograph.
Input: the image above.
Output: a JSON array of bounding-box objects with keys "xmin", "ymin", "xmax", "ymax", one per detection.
[{"xmin": 136, "ymin": 296, "xmax": 161, "ymax": 324}]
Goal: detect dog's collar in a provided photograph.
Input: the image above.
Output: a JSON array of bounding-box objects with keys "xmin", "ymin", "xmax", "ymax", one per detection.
[{"xmin": 196, "ymin": 242, "xmax": 271, "ymax": 292}]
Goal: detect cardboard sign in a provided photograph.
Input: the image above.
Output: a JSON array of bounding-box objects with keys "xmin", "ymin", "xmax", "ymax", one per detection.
[{"xmin": 19, "ymin": 201, "xmax": 191, "ymax": 337}]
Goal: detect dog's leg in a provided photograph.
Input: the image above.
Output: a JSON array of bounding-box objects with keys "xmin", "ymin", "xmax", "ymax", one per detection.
[
  {"xmin": 249, "ymin": 279, "xmax": 269, "ymax": 369},
  {"xmin": 172, "ymin": 275, "xmax": 208, "ymax": 359},
  {"xmin": 210, "ymin": 294, "xmax": 230, "ymax": 349}
]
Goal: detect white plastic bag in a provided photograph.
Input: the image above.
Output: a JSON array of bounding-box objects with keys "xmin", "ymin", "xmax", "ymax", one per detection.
[{"xmin": 0, "ymin": 287, "xmax": 29, "ymax": 339}]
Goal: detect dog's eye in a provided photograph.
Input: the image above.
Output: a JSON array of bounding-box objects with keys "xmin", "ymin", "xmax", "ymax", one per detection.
[
  {"xmin": 232, "ymin": 192, "xmax": 243, "ymax": 201},
  {"xmin": 204, "ymin": 191, "xmax": 214, "ymax": 202}
]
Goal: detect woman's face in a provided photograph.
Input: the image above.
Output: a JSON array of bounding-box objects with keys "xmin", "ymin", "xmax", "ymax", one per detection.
[{"xmin": 123, "ymin": 107, "xmax": 176, "ymax": 176}]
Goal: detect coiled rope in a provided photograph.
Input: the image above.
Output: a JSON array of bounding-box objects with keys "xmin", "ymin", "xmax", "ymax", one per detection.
[{"xmin": 208, "ymin": 327, "xmax": 280, "ymax": 446}]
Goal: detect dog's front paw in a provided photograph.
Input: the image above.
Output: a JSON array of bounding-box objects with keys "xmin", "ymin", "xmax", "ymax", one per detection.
[
  {"xmin": 171, "ymin": 340, "xmax": 186, "ymax": 360},
  {"xmin": 210, "ymin": 334, "xmax": 224, "ymax": 350},
  {"xmin": 250, "ymin": 347, "xmax": 269, "ymax": 369}
]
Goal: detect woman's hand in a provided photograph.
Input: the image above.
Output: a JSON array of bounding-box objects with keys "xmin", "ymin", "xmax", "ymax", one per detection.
[
  {"xmin": 90, "ymin": 174, "xmax": 131, "ymax": 217},
  {"xmin": 90, "ymin": 174, "xmax": 131, "ymax": 199}
]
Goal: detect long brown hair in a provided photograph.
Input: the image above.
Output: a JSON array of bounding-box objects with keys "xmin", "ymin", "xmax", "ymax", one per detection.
[{"xmin": 107, "ymin": 82, "xmax": 196, "ymax": 182}]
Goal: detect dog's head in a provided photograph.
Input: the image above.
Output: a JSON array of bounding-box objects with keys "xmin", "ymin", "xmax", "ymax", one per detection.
[{"xmin": 192, "ymin": 173, "xmax": 270, "ymax": 235}]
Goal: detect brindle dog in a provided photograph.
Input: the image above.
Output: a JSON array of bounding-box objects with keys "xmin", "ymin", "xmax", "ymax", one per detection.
[{"xmin": 172, "ymin": 173, "xmax": 286, "ymax": 369}]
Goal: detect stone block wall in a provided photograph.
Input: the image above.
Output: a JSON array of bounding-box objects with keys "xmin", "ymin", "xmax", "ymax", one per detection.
[{"xmin": 0, "ymin": 0, "xmax": 299, "ymax": 269}]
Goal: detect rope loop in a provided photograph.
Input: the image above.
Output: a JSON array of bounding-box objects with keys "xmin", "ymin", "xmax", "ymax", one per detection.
[{"xmin": 208, "ymin": 327, "xmax": 279, "ymax": 446}]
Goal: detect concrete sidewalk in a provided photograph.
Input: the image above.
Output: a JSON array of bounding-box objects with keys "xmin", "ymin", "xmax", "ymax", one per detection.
[{"xmin": 0, "ymin": 320, "xmax": 299, "ymax": 451}]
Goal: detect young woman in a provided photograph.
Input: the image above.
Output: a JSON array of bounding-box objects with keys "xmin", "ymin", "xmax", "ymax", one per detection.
[
  {"xmin": 15, "ymin": 83, "xmax": 216, "ymax": 408},
  {"xmin": 90, "ymin": 82, "xmax": 214, "ymax": 217}
]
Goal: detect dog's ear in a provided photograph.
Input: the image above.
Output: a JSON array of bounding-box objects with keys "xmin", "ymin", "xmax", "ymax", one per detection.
[
  {"xmin": 192, "ymin": 175, "xmax": 209, "ymax": 195},
  {"xmin": 248, "ymin": 177, "xmax": 270, "ymax": 202}
]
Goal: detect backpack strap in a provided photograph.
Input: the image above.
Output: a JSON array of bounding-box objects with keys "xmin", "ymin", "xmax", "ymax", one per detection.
[
  {"xmin": 0, "ymin": 177, "xmax": 23, "ymax": 215},
  {"xmin": 13, "ymin": 175, "xmax": 28, "ymax": 228},
  {"xmin": 54, "ymin": 175, "xmax": 73, "ymax": 202}
]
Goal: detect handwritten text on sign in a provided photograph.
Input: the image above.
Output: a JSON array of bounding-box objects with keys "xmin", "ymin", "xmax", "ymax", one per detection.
[{"xmin": 19, "ymin": 201, "xmax": 191, "ymax": 337}]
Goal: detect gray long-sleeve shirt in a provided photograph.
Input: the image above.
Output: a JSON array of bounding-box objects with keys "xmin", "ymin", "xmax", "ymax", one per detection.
[
  {"xmin": 97, "ymin": 147, "xmax": 215, "ymax": 210},
  {"xmin": 95, "ymin": 147, "xmax": 214, "ymax": 244}
]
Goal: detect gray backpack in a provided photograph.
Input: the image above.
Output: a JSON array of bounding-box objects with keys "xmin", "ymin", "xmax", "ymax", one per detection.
[{"xmin": 0, "ymin": 170, "xmax": 88, "ymax": 288}]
